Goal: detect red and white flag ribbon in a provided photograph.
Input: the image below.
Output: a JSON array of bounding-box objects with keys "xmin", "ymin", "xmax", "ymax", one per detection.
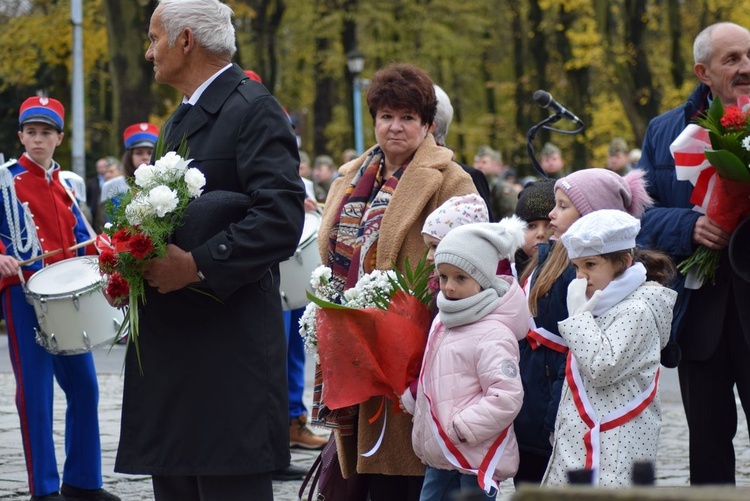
[
  {"xmin": 565, "ymin": 352, "xmax": 659, "ymax": 486},
  {"xmin": 523, "ymin": 279, "xmax": 568, "ymax": 353},
  {"xmin": 420, "ymin": 321, "xmax": 509, "ymax": 494},
  {"xmin": 95, "ymin": 233, "xmax": 114, "ymax": 253},
  {"xmin": 670, "ymin": 123, "xmax": 716, "ymax": 213}
]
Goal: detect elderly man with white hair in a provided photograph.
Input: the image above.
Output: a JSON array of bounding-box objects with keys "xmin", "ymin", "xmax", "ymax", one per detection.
[{"xmin": 113, "ymin": 1, "xmax": 305, "ymax": 499}]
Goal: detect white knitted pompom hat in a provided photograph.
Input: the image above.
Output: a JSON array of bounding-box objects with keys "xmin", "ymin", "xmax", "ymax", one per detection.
[{"xmin": 434, "ymin": 216, "xmax": 526, "ymax": 292}]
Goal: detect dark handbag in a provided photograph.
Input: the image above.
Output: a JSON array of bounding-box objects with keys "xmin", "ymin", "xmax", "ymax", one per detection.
[{"xmin": 298, "ymin": 435, "xmax": 368, "ymax": 501}]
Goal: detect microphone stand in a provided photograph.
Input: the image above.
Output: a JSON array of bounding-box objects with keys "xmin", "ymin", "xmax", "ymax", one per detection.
[{"xmin": 526, "ymin": 113, "xmax": 585, "ymax": 179}]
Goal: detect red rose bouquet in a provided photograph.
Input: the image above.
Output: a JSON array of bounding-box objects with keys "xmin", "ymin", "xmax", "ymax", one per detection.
[{"xmin": 671, "ymin": 95, "xmax": 750, "ymax": 287}]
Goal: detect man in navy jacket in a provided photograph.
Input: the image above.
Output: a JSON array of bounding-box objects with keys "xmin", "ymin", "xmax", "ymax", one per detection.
[{"xmin": 637, "ymin": 22, "xmax": 750, "ymax": 485}]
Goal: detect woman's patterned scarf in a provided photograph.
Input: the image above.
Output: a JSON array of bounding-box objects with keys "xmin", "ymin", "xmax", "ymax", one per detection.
[
  {"xmin": 312, "ymin": 146, "xmax": 409, "ymax": 433},
  {"xmin": 326, "ymin": 146, "xmax": 405, "ymax": 294}
]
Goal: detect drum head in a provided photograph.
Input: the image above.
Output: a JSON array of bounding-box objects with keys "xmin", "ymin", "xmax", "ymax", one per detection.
[
  {"xmin": 300, "ymin": 212, "xmax": 322, "ymax": 246},
  {"xmin": 26, "ymin": 257, "xmax": 102, "ymax": 295}
]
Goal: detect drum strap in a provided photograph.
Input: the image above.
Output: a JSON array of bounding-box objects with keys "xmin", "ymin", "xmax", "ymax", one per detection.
[{"xmin": 0, "ymin": 162, "xmax": 41, "ymax": 260}]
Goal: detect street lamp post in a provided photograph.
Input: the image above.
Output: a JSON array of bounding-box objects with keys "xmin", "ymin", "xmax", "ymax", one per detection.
[
  {"xmin": 346, "ymin": 49, "xmax": 365, "ymax": 154},
  {"xmin": 71, "ymin": 0, "xmax": 85, "ymax": 178}
]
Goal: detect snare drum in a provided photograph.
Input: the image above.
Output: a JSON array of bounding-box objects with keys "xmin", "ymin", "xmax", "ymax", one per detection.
[
  {"xmin": 279, "ymin": 211, "xmax": 322, "ymax": 310},
  {"xmin": 25, "ymin": 257, "xmax": 124, "ymax": 355}
]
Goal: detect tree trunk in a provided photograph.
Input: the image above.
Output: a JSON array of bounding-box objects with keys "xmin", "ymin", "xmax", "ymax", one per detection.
[
  {"xmin": 668, "ymin": 0, "xmax": 685, "ymax": 90},
  {"xmin": 313, "ymin": 0, "xmax": 336, "ymax": 157},
  {"xmin": 239, "ymin": 0, "xmax": 285, "ymax": 91},
  {"xmin": 509, "ymin": 0, "xmax": 532, "ymax": 170},
  {"xmin": 479, "ymin": 29, "xmax": 498, "ymax": 148},
  {"xmin": 529, "ymin": 0, "xmax": 550, "ymax": 147},
  {"xmin": 102, "ymin": 0, "xmax": 156, "ymax": 154},
  {"xmin": 556, "ymin": 6, "xmax": 590, "ymax": 170},
  {"xmin": 341, "ymin": 0, "xmax": 359, "ymax": 152},
  {"xmin": 608, "ymin": 0, "xmax": 660, "ymax": 147}
]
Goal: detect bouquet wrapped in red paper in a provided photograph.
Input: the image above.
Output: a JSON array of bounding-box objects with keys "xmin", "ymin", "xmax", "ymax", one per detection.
[
  {"xmin": 303, "ymin": 255, "xmax": 434, "ymax": 410},
  {"xmin": 670, "ymin": 95, "xmax": 750, "ymax": 287},
  {"xmin": 316, "ymin": 291, "xmax": 431, "ymax": 410}
]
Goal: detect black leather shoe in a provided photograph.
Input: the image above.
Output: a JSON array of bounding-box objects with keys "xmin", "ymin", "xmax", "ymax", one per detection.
[
  {"xmin": 60, "ymin": 484, "xmax": 120, "ymax": 501},
  {"xmin": 271, "ymin": 464, "xmax": 308, "ymax": 481},
  {"xmin": 30, "ymin": 493, "xmax": 64, "ymax": 501}
]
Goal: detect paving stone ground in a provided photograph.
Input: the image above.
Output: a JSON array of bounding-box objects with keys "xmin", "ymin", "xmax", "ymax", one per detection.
[{"xmin": 0, "ymin": 334, "xmax": 748, "ymax": 500}]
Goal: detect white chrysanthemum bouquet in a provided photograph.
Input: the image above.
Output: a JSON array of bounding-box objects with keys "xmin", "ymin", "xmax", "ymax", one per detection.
[
  {"xmin": 96, "ymin": 138, "xmax": 205, "ymax": 372},
  {"xmin": 298, "ymin": 265, "xmax": 397, "ymax": 359}
]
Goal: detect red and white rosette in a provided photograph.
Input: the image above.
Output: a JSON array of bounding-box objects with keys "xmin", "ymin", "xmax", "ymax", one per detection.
[
  {"xmin": 670, "ymin": 124, "xmax": 715, "ymax": 214},
  {"xmin": 670, "ymin": 124, "xmax": 715, "ymax": 288},
  {"xmin": 670, "ymin": 122, "xmax": 750, "ymax": 288}
]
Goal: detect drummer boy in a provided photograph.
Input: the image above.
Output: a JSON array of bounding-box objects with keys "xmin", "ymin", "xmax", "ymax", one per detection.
[{"xmin": 0, "ymin": 96, "xmax": 119, "ymax": 501}]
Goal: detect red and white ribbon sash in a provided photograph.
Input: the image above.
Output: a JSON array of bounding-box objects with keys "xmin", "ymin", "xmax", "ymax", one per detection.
[
  {"xmin": 670, "ymin": 123, "xmax": 716, "ymax": 212},
  {"xmin": 565, "ymin": 352, "xmax": 659, "ymax": 486},
  {"xmin": 523, "ymin": 279, "xmax": 568, "ymax": 353},
  {"xmin": 360, "ymin": 397, "xmax": 388, "ymax": 457},
  {"xmin": 420, "ymin": 321, "xmax": 510, "ymax": 494},
  {"xmin": 526, "ymin": 320, "xmax": 569, "ymax": 353}
]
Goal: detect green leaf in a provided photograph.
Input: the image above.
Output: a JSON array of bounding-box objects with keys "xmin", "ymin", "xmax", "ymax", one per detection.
[
  {"xmin": 387, "ymin": 250, "xmax": 435, "ymax": 306},
  {"xmin": 704, "ymin": 149, "xmax": 750, "ymax": 181},
  {"xmin": 305, "ymin": 290, "xmax": 356, "ymax": 310},
  {"xmin": 706, "ymin": 97, "xmax": 725, "ymax": 130}
]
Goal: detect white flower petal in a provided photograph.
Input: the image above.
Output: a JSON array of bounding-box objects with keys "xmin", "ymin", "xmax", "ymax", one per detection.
[{"xmin": 147, "ymin": 185, "xmax": 179, "ymax": 217}]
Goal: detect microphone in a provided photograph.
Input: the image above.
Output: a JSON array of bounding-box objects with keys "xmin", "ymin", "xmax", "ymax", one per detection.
[{"xmin": 533, "ymin": 90, "xmax": 584, "ymax": 126}]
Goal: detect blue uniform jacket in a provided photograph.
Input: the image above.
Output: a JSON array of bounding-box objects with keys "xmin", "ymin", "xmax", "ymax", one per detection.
[
  {"xmin": 637, "ymin": 83, "xmax": 750, "ymax": 361},
  {"xmin": 635, "ymin": 84, "xmax": 709, "ymax": 341}
]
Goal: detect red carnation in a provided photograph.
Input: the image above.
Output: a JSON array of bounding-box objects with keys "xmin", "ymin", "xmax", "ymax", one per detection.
[
  {"xmin": 98, "ymin": 249, "xmax": 118, "ymax": 274},
  {"xmin": 720, "ymin": 106, "xmax": 749, "ymax": 131},
  {"xmin": 127, "ymin": 233, "xmax": 155, "ymax": 260},
  {"xmin": 112, "ymin": 228, "xmax": 131, "ymax": 243},
  {"xmin": 105, "ymin": 273, "xmax": 130, "ymax": 300},
  {"xmin": 111, "ymin": 228, "xmax": 133, "ymax": 253}
]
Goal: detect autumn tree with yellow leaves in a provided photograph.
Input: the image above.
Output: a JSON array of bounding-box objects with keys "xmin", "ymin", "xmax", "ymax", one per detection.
[{"xmin": 1, "ymin": 0, "xmax": 750, "ymax": 178}]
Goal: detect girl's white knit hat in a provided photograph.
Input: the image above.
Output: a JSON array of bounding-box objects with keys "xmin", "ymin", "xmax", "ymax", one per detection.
[
  {"xmin": 434, "ymin": 216, "xmax": 525, "ymax": 290},
  {"xmin": 561, "ymin": 209, "xmax": 640, "ymax": 259}
]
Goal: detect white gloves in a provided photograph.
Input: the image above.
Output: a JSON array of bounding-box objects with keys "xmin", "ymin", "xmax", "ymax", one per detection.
[{"xmin": 566, "ymin": 278, "xmax": 602, "ymax": 317}]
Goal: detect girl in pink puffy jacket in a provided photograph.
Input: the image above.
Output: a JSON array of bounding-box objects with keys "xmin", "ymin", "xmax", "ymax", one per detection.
[{"xmin": 401, "ymin": 218, "xmax": 529, "ymax": 500}]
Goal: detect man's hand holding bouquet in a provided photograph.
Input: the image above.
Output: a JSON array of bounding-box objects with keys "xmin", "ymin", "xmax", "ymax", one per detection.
[{"xmin": 671, "ymin": 95, "xmax": 750, "ymax": 287}]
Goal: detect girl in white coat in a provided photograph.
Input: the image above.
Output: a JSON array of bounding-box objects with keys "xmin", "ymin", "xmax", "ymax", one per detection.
[
  {"xmin": 402, "ymin": 218, "xmax": 529, "ymax": 500},
  {"xmin": 543, "ymin": 210, "xmax": 677, "ymax": 487}
]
